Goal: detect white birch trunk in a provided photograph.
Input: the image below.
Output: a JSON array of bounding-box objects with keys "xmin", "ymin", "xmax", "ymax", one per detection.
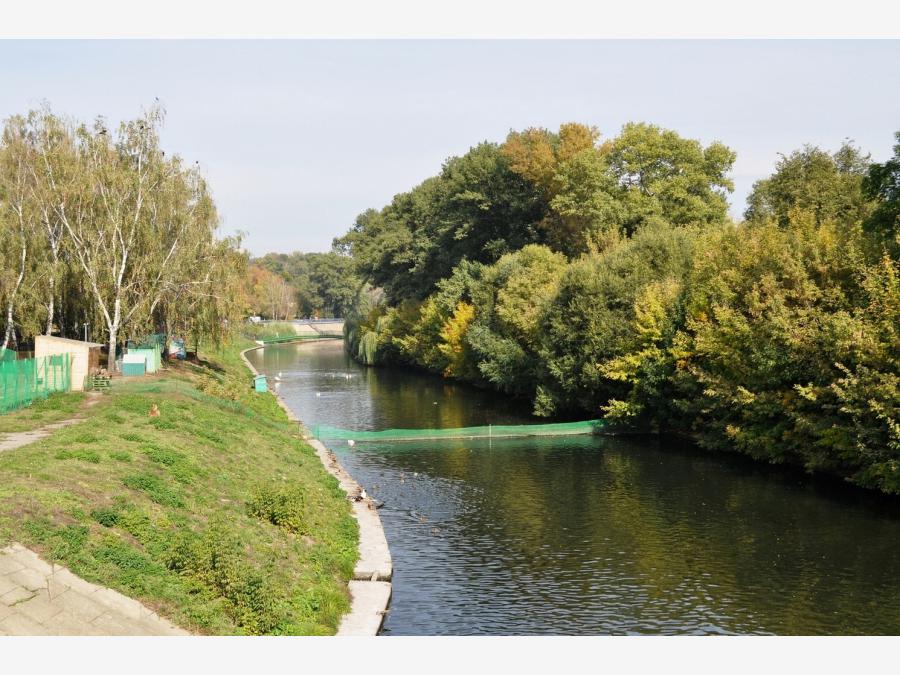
[{"xmin": 2, "ymin": 234, "xmax": 27, "ymax": 351}]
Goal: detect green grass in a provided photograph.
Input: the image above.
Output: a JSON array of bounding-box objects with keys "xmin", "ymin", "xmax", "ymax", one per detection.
[
  {"xmin": 0, "ymin": 391, "xmax": 88, "ymax": 433},
  {"xmin": 0, "ymin": 337, "xmax": 358, "ymax": 635}
]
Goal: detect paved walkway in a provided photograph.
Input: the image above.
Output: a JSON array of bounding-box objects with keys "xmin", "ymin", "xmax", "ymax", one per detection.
[
  {"xmin": 0, "ymin": 543, "xmax": 188, "ymax": 635},
  {"xmin": 0, "ymin": 418, "xmax": 85, "ymax": 453}
]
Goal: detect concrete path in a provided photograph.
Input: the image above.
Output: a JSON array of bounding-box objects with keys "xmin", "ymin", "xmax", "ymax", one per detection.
[
  {"xmin": 0, "ymin": 543, "xmax": 188, "ymax": 635},
  {"xmin": 0, "ymin": 418, "xmax": 85, "ymax": 453}
]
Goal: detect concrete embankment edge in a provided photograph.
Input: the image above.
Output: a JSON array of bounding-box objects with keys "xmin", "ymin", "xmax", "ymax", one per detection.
[{"xmin": 239, "ymin": 344, "xmax": 393, "ymax": 636}]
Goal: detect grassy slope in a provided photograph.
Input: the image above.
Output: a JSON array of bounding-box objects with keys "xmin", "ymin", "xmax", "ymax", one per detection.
[
  {"xmin": 0, "ymin": 391, "xmax": 88, "ymax": 433},
  {"xmin": 0, "ymin": 338, "xmax": 357, "ymax": 635}
]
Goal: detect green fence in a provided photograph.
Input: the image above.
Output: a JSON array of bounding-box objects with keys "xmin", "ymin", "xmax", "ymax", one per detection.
[
  {"xmin": 312, "ymin": 419, "xmax": 605, "ymax": 443},
  {"xmin": 0, "ymin": 353, "xmax": 72, "ymax": 414}
]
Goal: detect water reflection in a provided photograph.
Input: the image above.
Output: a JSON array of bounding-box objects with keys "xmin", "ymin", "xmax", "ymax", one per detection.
[{"xmin": 248, "ymin": 342, "xmax": 900, "ymax": 635}]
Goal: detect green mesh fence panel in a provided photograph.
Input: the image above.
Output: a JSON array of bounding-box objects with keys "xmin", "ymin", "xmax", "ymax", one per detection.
[
  {"xmin": 312, "ymin": 419, "xmax": 604, "ymax": 442},
  {"xmin": 0, "ymin": 353, "xmax": 72, "ymax": 414}
]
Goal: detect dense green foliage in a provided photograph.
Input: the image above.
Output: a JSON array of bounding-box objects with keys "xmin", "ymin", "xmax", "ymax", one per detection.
[
  {"xmin": 252, "ymin": 251, "xmax": 360, "ymax": 318},
  {"xmin": 342, "ymin": 122, "xmax": 900, "ymax": 493},
  {"xmin": 336, "ymin": 123, "xmax": 734, "ymax": 302}
]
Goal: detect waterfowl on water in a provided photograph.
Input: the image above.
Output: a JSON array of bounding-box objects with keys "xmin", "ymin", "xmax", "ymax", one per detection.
[{"xmin": 347, "ymin": 439, "xmax": 356, "ymax": 447}]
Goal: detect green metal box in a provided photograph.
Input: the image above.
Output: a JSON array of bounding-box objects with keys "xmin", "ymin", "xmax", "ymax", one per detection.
[
  {"xmin": 122, "ymin": 361, "xmax": 146, "ymax": 377},
  {"xmin": 254, "ymin": 375, "xmax": 268, "ymax": 393}
]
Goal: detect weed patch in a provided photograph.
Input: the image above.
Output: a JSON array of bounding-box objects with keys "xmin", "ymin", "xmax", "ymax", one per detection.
[
  {"xmin": 149, "ymin": 417, "xmax": 177, "ymax": 430},
  {"xmin": 56, "ymin": 448, "xmax": 101, "ymax": 463},
  {"xmin": 94, "ymin": 540, "xmax": 155, "ymax": 572},
  {"xmin": 123, "ymin": 473, "xmax": 184, "ymax": 508},
  {"xmin": 23, "ymin": 519, "xmax": 88, "ymax": 561}
]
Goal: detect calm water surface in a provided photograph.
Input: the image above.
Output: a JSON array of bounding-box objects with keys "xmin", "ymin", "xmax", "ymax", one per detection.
[{"xmin": 247, "ymin": 341, "xmax": 900, "ymax": 635}]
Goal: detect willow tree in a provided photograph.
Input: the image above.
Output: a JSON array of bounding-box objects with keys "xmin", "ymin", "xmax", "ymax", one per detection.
[{"xmin": 161, "ymin": 236, "xmax": 249, "ymax": 351}]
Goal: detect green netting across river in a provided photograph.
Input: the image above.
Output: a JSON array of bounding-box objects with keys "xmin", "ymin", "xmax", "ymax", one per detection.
[{"xmin": 312, "ymin": 419, "xmax": 605, "ymax": 443}]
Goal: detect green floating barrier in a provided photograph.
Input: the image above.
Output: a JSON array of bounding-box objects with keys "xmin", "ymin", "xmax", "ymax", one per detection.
[{"xmin": 313, "ymin": 419, "xmax": 604, "ymax": 443}]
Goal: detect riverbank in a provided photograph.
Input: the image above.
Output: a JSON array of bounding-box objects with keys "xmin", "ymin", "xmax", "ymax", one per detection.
[
  {"xmin": 239, "ymin": 342, "xmax": 392, "ymax": 635},
  {"xmin": 0, "ymin": 338, "xmax": 358, "ymax": 635}
]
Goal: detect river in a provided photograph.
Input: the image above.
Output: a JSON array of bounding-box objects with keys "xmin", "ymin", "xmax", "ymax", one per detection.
[{"xmin": 246, "ymin": 340, "xmax": 900, "ymax": 635}]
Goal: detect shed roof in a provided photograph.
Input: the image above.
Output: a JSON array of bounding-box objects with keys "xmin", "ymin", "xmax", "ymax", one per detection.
[{"xmin": 36, "ymin": 335, "xmax": 104, "ymax": 348}]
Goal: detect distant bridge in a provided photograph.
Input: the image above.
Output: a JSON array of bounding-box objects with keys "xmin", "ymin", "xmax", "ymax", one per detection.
[{"xmin": 254, "ymin": 318, "xmax": 345, "ymax": 345}]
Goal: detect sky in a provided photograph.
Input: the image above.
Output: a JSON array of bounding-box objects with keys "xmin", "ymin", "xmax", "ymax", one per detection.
[{"xmin": 0, "ymin": 40, "xmax": 898, "ymax": 256}]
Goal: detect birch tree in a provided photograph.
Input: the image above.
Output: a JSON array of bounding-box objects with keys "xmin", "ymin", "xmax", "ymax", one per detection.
[
  {"xmin": 55, "ymin": 106, "xmax": 215, "ymax": 371},
  {"xmin": 1, "ymin": 103, "xmax": 244, "ymax": 362},
  {"xmin": 25, "ymin": 109, "xmax": 75, "ymax": 335},
  {"xmin": 0, "ymin": 118, "xmax": 42, "ymax": 350}
]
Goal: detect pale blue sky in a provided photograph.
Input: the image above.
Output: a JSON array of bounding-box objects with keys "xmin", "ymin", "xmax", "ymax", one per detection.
[{"xmin": 1, "ymin": 40, "xmax": 898, "ymax": 255}]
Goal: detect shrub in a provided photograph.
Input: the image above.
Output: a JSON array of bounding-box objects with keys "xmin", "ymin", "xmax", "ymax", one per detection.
[
  {"xmin": 166, "ymin": 523, "xmax": 282, "ymax": 634},
  {"xmin": 246, "ymin": 483, "xmax": 309, "ymax": 535},
  {"xmin": 91, "ymin": 508, "xmax": 120, "ymax": 527}
]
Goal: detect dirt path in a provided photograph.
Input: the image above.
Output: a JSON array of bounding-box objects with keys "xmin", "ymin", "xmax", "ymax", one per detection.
[
  {"xmin": 0, "ymin": 393, "xmax": 101, "ymax": 453},
  {"xmin": 0, "ymin": 543, "xmax": 188, "ymax": 635}
]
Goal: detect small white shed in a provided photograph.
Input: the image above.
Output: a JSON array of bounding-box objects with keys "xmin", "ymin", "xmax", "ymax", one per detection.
[{"xmin": 34, "ymin": 335, "xmax": 103, "ymax": 392}]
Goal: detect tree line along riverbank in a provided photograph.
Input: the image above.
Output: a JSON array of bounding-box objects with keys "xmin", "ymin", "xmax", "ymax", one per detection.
[
  {"xmin": 339, "ymin": 123, "xmax": 900, "ymax": 494},
  {"xmin": 0, "ymin": 338, "xmax": 358, "ymax": 635}
]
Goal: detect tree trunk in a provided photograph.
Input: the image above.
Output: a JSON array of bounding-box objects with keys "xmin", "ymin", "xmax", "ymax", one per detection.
[
  {"xmin": 108, "ymin": 328, "xmax": 117, "ymax": 374},
  {"xmin": 45, "ymin": 276, "xmax": 55, "ymax": 335},
  {"xmin": 2, "ymin": 304, "xmax": 14, "ymax": 351},
  {"xmin": 2, "ymin": 241, "xmax": 26, "ymax": 351},
  {"xmin": 106, "ymin": 293, "xmax": 123, "ymax": 373}
]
